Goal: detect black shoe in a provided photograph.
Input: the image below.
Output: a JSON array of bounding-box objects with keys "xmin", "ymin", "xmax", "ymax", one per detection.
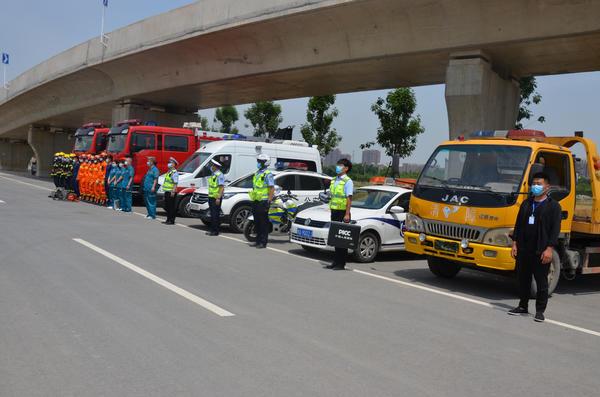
[
  {"xmin": 331, "ymin": 266, "xmax": 346, "ymax": 270},
  {"xmin": 161, "ymin": 221, "xmax": 169, "ymax": 224},
  {"xmin": 508, "ymin": 306, "xmax": 529, "ymax": 316},
  {"xmin": 205, "ymin": 231, "xmax": 218, "ymax": 236},
  {"xmin": 534, "ymin": 312, "xmax": 545, "ymax": 322},
  {"xmin": 256, "ymin": 244, "xmax": 266, "ymax": 249},
  {"xmin": 324, "ymin": 263, "xmax": 336, "ymax": 269},
  {"xmin": 249, "ymin": 242, "xmax": 258, "ymax": 247}
]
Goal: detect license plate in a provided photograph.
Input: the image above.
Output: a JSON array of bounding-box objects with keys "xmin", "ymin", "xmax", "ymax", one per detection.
[
  {"xmin": 297, "ymin": 228, "xmax": 313, "ymax": 238},
  {"xmin": 434, "ymin": 240, "xmax": 458, "ymax": 253}
]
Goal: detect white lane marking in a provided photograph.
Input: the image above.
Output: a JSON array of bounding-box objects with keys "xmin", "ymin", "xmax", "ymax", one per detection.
[
  {"xmin": 353, "ymin": 269, "xmax": 600, "ymax": 337},
  {"xmin": 0, "ymin": 174, "xmax": 53, "ymax": 191},
  {"xmin": 0, "ymin": 199, "xmax": 5, "ymax": 204},
  {"xmin": 545, "ymin": 319, "xmax": 600, "ymax": 337},
  {"xmin": 353, "ymin": 269, "xmax": 493, "ymax": 307},
  {"xmin": 73, "ymin": 238, "xmax": 235, "ymax": 317},
  {"xmin": 266, "ymin": 246, "xmax": 322, "ymax": 263}
]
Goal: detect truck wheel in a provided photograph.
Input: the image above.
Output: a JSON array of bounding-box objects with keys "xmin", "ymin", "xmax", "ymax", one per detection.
[
  {"xmin": 243, "ymin": 220, "xmax": 257, "ymax": 243},
  {"xmin": 530, "ymin": 249, "xmax": 561, "ymax": 298},
  {"xmin": 177, "ymin": 195, "xmax": 192, "ymax": 218},
  {"xmin": 230, "ymin": 204, "xmax": 252, "ymax": 233},
  {"xmin": 427, "ymin": 256, "xmax": 461, "ymax": 278},
  {"xmin": 353, "ymin": 231, "xmax": 380, "ymax": 263}
]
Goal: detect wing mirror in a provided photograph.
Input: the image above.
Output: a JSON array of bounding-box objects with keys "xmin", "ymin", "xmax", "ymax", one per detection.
[
  {"xmin": 319, "ymin": 191, "xmax": 331, "ymax": 203},
  {"xmin": 389, "ymin": 206, "xmax": 405, "ymax": 214}
]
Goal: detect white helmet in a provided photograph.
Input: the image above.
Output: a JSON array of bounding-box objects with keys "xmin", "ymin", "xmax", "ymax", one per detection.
[{"xmin": 257, "ymin": 153, "xmax": 271, "ymax": 166}]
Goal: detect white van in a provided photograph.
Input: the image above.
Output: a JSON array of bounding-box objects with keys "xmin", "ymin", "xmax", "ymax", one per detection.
[{"xmin": 157, "ymin": 139, "xmax": 322, "ymax": 216}]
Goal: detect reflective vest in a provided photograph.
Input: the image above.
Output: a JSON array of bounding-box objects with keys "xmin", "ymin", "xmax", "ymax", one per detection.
[
  {"xmin": 208, "ymin": 171, "xmax": 223, "ymax": 198},
  {"xmin": 330, "ymin": 175, "xmax": 350, "ymax": 210},
  {"xmin": 163, "ymin": 170, "xmax": 176, "ymax": 192},
  {"xmin": 250, "ymin": 170, "xmax": 272, "ymax": 201}
]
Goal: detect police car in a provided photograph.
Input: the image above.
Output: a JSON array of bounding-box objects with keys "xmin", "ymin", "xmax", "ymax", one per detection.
[
  {"xmin": 188, "ymin": 170, "xmax": 332, "ymax": 233},
  {"xmin": 290, "ymin": 185, "xmax": 412, "ymax": 263}
]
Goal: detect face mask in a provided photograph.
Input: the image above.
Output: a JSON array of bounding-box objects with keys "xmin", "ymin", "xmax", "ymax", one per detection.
[
  {"xmin": 168, "ymin": 162, "xmax": 174, "ymax": 169},
  {"xmin": 147, "ymin": 162, "xmax": 152, "ymax": 166},
  {"xmin": 256, "ymin": 162, "xmax": 263, "ymax": 170},
  {"xmin": 530, "ymin": 184, "xmax": 544, "ymax": 197},
  {"xmin": 335, "ymin": 165, "xmax": 344, "ymax": 175}
]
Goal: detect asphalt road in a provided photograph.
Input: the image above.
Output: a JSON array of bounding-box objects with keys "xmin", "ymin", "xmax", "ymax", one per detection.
[{"xmin": 1, "ymin": 171, "xmax": 599, "ymax": 397}]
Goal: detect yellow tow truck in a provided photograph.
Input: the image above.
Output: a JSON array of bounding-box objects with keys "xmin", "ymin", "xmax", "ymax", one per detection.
[{"xmin": 405, "ymin": 129, "xmax": 600, "ymax": 294}]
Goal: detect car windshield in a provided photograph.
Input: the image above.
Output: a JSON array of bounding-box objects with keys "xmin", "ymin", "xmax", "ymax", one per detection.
[
  {"xmin": 74, "ymin": 136, "xmax": 93, "ymax": 151},
  {"xmin": 229, "ymin": 173, "xmax": 254, "ymax": 188},
  {"xmin": 106, "ymin": 134, "xmax": 127, "ymax": 153},
  {"xmin": 352, "ymin": 189, "xmax": 397, "ymax": 210},
  {"xmin": 179, "ymin": 152, "xmax": 212, "ymax": 173},
  {"xmin": 418, "ymin": 144, "xmax": 531, "ymax": 193}
]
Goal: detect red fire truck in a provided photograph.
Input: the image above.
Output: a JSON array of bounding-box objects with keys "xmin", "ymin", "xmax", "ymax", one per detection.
[
  {"xmin": 73, "ymin": 123, "xmax": 110, "ymax": 154},
  {"xmin": 105, "ymin": 119, "xmax": 225, "ymax": 193}
]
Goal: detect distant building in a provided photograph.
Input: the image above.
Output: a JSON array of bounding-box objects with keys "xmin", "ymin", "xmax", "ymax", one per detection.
[
  {"xmin": 324, "ymin": 148, "xmax": 352, "ymax": 167},
  {"xmin": 362, "ymin": 149, "xmax": 381, "ymax": 166}
]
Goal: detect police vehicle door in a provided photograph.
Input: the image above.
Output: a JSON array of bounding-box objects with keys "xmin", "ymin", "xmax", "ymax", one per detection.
[{"xmin": 383, "ymin": 192, "xmax": 411, "ymax": 246}]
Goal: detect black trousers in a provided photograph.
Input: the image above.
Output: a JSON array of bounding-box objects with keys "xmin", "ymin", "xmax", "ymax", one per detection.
[
  {"xmin": 252, "ymin": 200, "xmax": 270, "ymax": 246},
  {"xmin": 331, "ymin": 210, "xmax": 348, "ymax": 267},
  {"xmin": 165, "ymin": 191, "xmax": 177, "ymax": 223},
  {"xmin": 208, "ymin": 198, "xmax": 221, "ymax": 234},
  {"xmin": 517, "ymin": 253, "xmax": 550, "ymax": 313}
]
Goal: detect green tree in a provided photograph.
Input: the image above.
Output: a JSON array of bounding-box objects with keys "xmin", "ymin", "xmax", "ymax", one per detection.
[
  {"xmin": 214, "ymin": 105, "xmax": 239, "ymax": 134},
  {"xmin": 244, "ymin": 101, "xmax": 283, "ymax": 138},
  {"xmin": 300, "ymin": 95, "xmax": 341, "ymax": 157},
  {"xmin": 200, "ymin": 116, "xmax": 210, "ymax": 130},
  {"xmin": 516, "ymin": 76, "xmax": 545, "ymax": 129},
  {"xmin": 362, "ymin": 88, "xmax": 424, "ymax": 177}
]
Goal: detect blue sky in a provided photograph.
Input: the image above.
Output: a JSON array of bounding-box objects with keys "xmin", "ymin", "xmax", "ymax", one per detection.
[{"xmin": 1, "ymin": 0, "xmax": 599, "ymax": 163}]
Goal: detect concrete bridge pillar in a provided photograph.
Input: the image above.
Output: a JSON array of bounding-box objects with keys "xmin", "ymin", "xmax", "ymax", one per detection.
[
  {"xmin": 27, "ymin": 126, "xmax": 74, "ymax": 178},
  {"xmin": 0, "ymin": 139, "xmax": 34, "ymax": 172},
  {"xmin": 112, "ymin": 100, "xmax": 196, "ymax": 128},
  {"xmin": 445, "ymin": 51, "xmax": 520, "ymax": 139}
]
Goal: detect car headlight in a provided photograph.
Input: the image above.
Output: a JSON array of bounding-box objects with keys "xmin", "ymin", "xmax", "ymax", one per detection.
[
  {"xmin": 482, "ymin": 228, "xmax": 513, "ymax": 247},
  {"xmin": 223, "ymin": 192, "xmax": 239, "ymax": 200},
  {"xmin": 406, "ymin": 213, "xmax": 425, "ymax": 233}
]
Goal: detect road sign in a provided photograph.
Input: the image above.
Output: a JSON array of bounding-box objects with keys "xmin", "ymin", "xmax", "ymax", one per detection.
[{"xmin": 1, "ymin": 53, "xmax": 9, "ymax": 65}]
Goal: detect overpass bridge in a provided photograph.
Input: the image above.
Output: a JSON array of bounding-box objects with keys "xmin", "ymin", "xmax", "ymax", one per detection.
[{"xmin": 2, "ymin": 0, "xmax": 600, "ymax": 176}]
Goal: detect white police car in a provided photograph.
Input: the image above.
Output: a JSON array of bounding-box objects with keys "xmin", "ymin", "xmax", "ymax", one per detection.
[
  {"xmin": 188, "ymin": 170, "xmax": 332, "ymax": 233},
  {"xmin": 290, "ymin": 185, "xmax": 412, "ymax": 263}
]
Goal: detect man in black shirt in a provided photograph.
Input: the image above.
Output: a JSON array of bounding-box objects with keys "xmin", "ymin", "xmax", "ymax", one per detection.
[{"xmin": 508, "ymin": 172, "xmax": 561, "ymax": 322}]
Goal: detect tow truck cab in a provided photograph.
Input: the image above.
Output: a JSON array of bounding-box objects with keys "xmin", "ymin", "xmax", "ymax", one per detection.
[
  {"xmin": 73, "ymin": 123, "xmax": 109, "ymax": 154},
  {"xmin": 405, "ymin": 129, "xmax": 600, "ymax": 294}
]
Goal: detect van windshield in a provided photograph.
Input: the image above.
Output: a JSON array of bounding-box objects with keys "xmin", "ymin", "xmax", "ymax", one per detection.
[{"xmin": 179, "ymin": 152, "xmax": 212, "ymax": 173}]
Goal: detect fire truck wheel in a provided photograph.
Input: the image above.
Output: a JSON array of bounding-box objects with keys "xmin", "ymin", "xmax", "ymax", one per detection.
[
  {"xmin": 530, "ymin": 249, "xmax": 561, "ymax": 298},
  {"xmin": 427, "ymin": 256, "xmax": 461, "ymax": 278}
]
